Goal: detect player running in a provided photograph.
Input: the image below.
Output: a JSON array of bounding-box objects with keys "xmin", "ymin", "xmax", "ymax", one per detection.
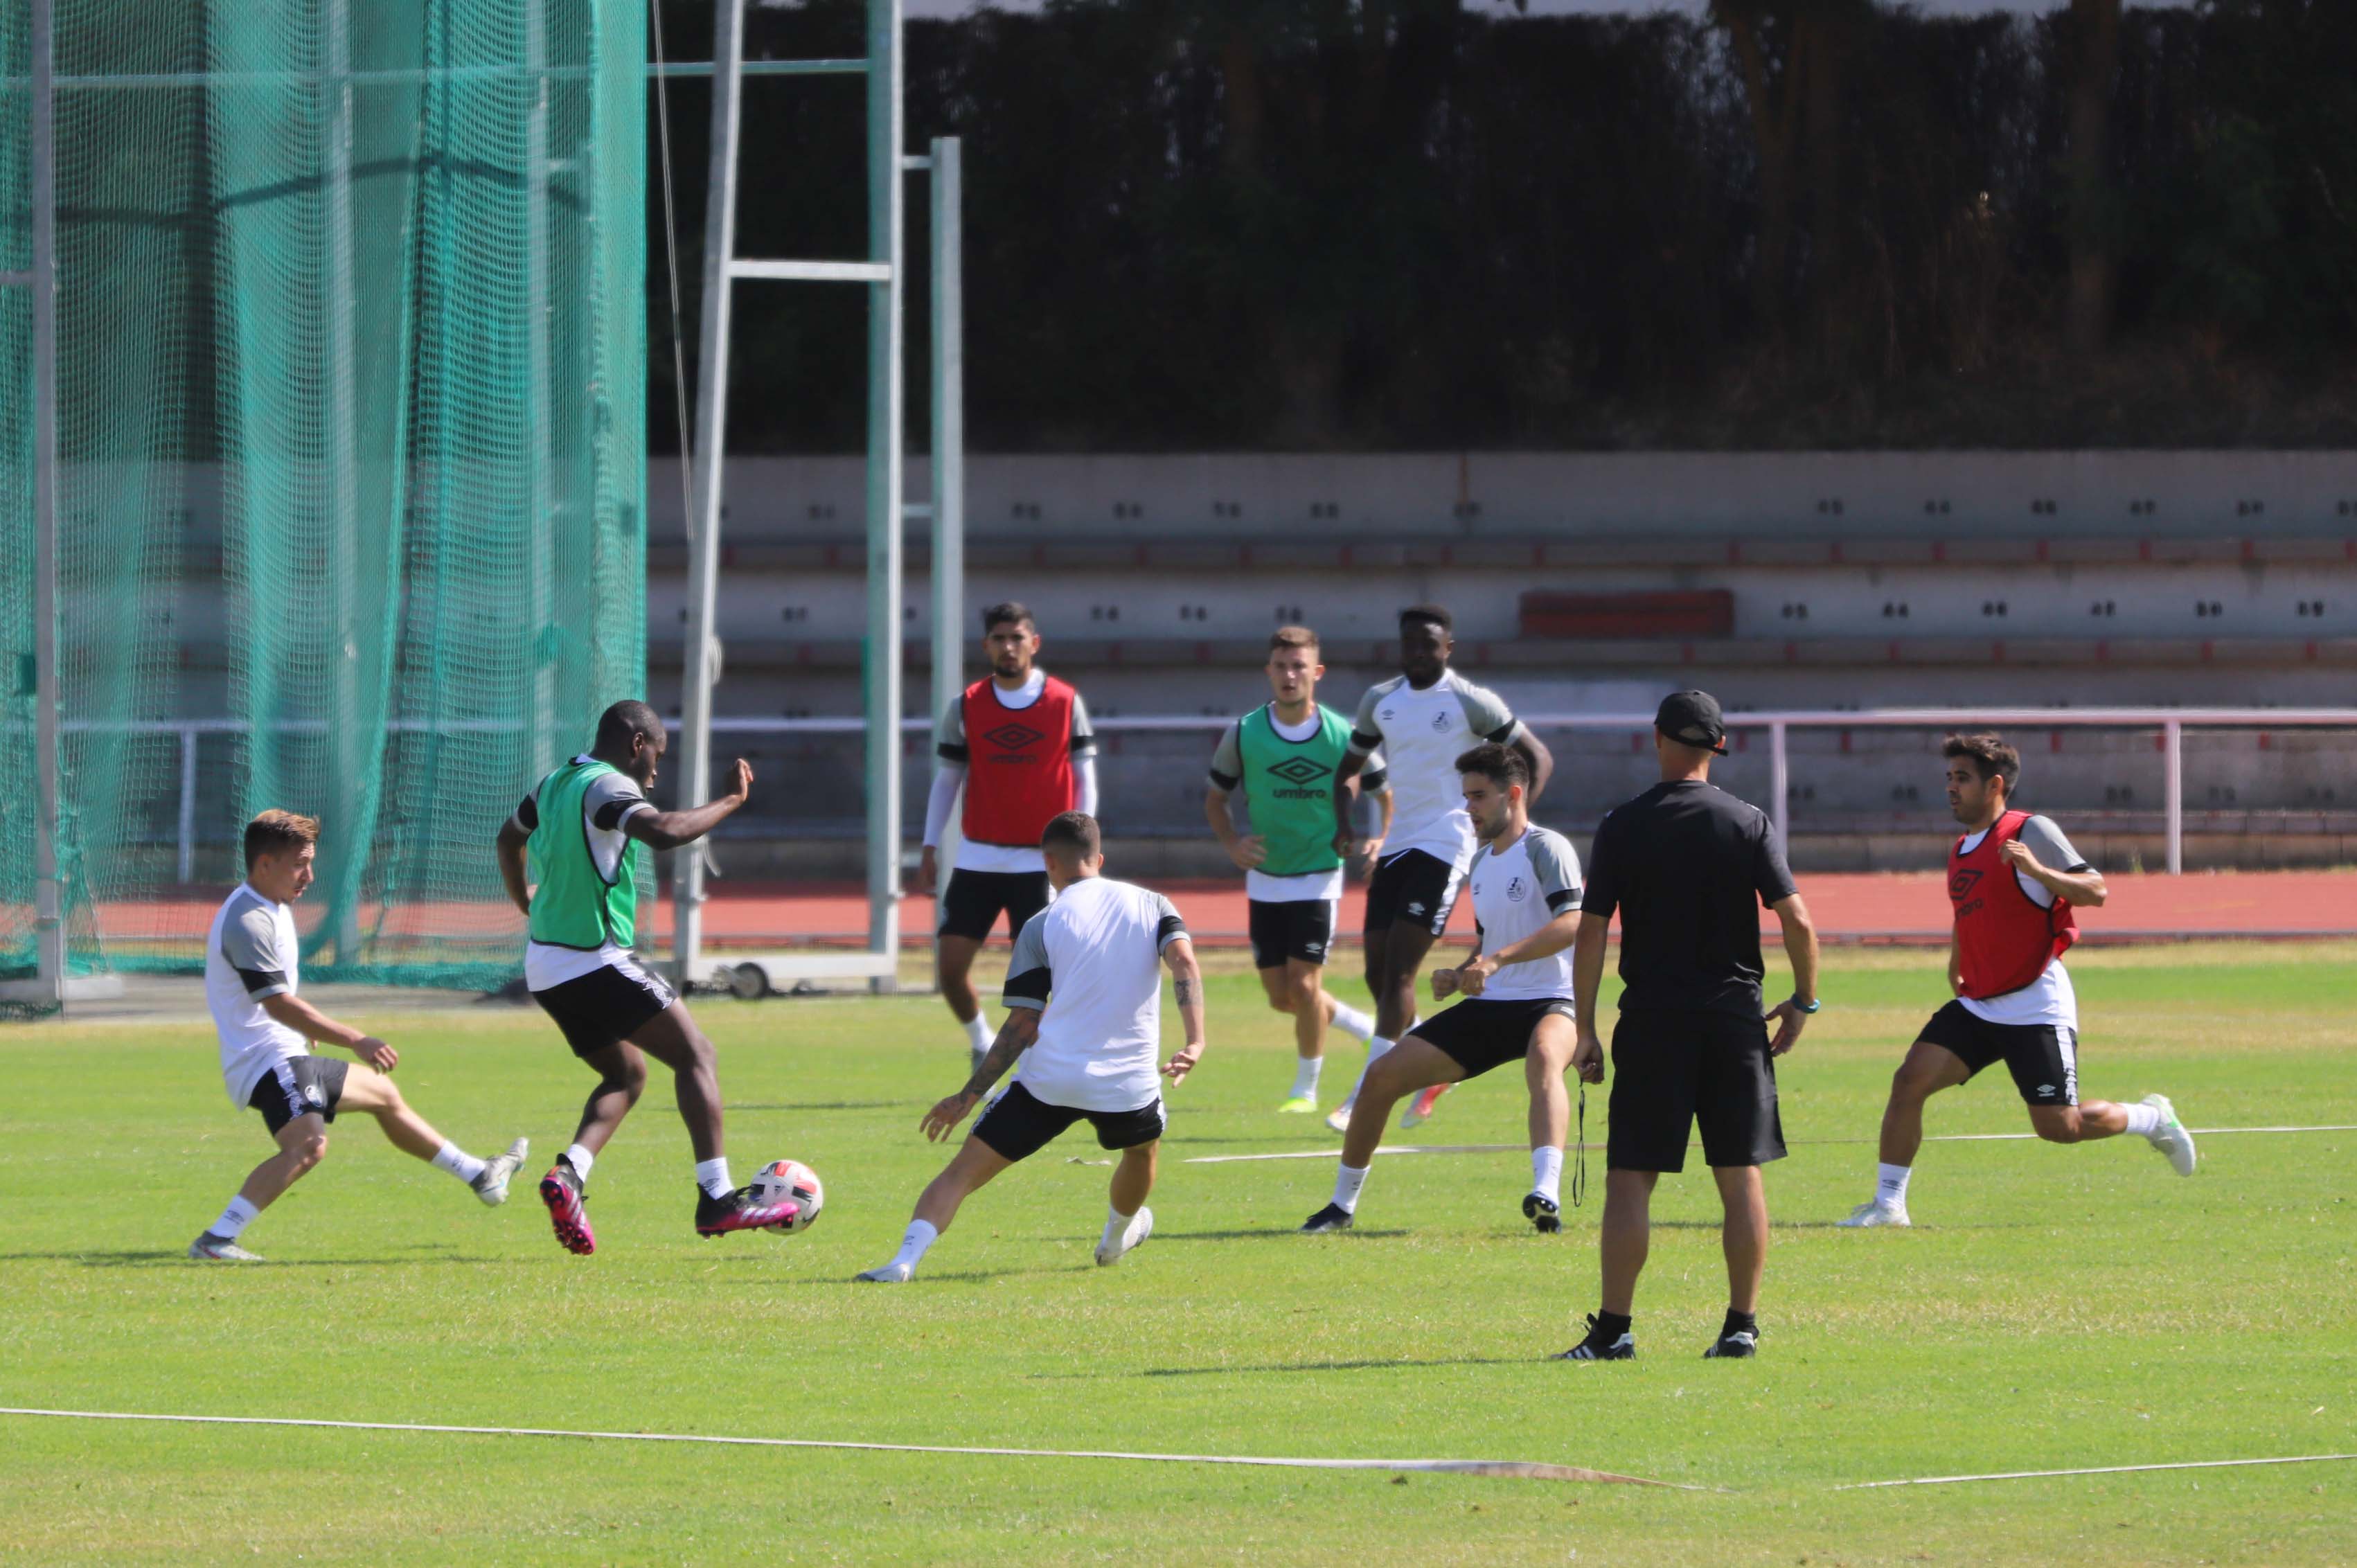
[
  {"xmin": 1205, "ymin": 625, "xmax": 1388, "ymax": 1112},
  {"xmin": 920, "ymin": 602, "xmax": 1099, "ymax": 1073},
  {"xmin": 858, "ymin": 813, "xmax": 1206, "ymax": 1283},
  {"xmin": 1301, "ymin": 744, "xmax": 1584, "ymax": 1235},
  {"xmin": 188, "ymin": 811, "xmax": 528, "ymax": 1261},
  {"xmin": 1837, "ymin": 733, "xmax": 2196, "ymax": 1229},
  {"xmin": 495, "ymin": 700, "xmax": 800, "ymax": 1254},
  {"xmin": 1325, "ymin": 605, "xmax": 1551, "ymax": 1134}
]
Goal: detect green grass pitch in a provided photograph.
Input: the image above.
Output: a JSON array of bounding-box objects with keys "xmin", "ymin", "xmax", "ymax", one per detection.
[{"xmin": 3, "ymin": 942, "xmax": 2354, "ymax": 1565}]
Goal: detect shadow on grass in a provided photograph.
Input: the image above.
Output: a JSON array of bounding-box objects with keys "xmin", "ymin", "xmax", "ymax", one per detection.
[
  {"xmin": 1643, "ymin": 1218, "xmax": 2031, "ymax": 1232},
  {"xmin": 1029, "ymin": 1353, "xmax": 1538, "ymax": 1380},
  {"xmin": 1157, "ymin": 1227, "xmax": 1413, "ymax": 1242},
  {"xmin": 0, "ymin": 1247, "xmax": 484, "ymax": 1269},
  {"xmin": 726, "ymin": 1101, "xmax": 907, "ymax": 1113}
]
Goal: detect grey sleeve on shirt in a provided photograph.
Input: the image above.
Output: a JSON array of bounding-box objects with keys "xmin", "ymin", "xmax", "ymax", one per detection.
[
  {"xmin": 1069, "ymin": 689, "xmax": 1098, "ymax": 757},
  {"xmin": 1526, "ymin": 829, "xmax": 1585, "ymax": 914},
  {"xmin": 1359, "ymin": 748, "xmax": 1390, "ymax": 796},
  {"xmin": 1346, "ymin": 686, "xmax": 1385, "ymax": 756},
  {"xmin": 1453, "ymin": 677, "xmax": 1524, "ymax": 746},
  {"xmin": 582, "ymin": 772, "xmax": 654, "ymax": 832},
  {"xmin": 1207, "ymin": 721, "xmax": 1243, "ymax": 790},
  {"xmin": 222, "ymin": 904, "xmax": 290, "ymax": 998},
  {"xmin": 1001, "ymin": 914, "xmax": 1052, "ymax": 1010},
  {"xmin": 2021, "ymin": 814, "xmax": 2092, "ymax": 873},
  {"xmin": 1150, "ymin": 889, "xmax": 1189, "ymax": 950},
  {"xmin": 935, "ymin": 695, "xmax": 968, "ymax": 765}
]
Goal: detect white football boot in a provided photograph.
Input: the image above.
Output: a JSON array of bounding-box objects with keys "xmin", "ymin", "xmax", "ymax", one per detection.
[
  {"xmin": 1095, "ymin": 1206, "xmax": 1154, "ymax": 1267},
  {"xmin": 1836, "ymin": 1200, "xmax": 1912, "ymax": 1229},
  {"xmin": 2140, "ymin": 1094, "xmax": 2198, "ymax": 1176},
  {"xmin": 188, "ymin": 1233, "xmax": 265, "ymax": 1261},
  {"xmin": 471, "ymin": 1137, "xmax": 529, "ymax": 1206}
]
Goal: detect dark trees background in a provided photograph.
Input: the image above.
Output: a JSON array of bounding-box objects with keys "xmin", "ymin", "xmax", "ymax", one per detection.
[{"xmin": 648, "ymin": 0, "xmax": 2357, "ymax": 453}]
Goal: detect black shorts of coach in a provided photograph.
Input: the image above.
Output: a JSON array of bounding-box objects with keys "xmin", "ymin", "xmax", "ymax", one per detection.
[
  {"xmin": 972, "ymin": 1080, "xmax": 1166, "ymax": 1164},
  {"xmin": 1409, "ymin": 998, "xmax": 1575, "ymax": 1080},
  {"xmin": 1916, "ymin": 998, "xmax": 2079, "ymax": 1107},
  {"xmin": 1606, "ymin": 1009, "xmax": 1787, "ymax": 1173},
  {"xmin": 249, "ymin": 1055, "xmax": 349, "ymax": 1135},
  {"xmin": 1361, "ymin": 848, "xmax": 1462, "ymax": 939},
  {"xmin": 532, "ymin": 959, "xmax": 677, "ymax": 1060},
  {"xmin": 937, "ymin": 868, "xmax": 1053, "ymax": 944},
  {"xmin": 1248, "ymin": 898, "xmax": 1336, "ymax": 970}
]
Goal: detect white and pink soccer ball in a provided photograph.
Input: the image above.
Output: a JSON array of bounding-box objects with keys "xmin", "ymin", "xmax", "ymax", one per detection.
[{"xmin": 749, "ymin": 1158, "xmax": 824, "ymax": 1235}]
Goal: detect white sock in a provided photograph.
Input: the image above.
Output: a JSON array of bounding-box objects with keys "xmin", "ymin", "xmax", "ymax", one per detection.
[
  {"xmin": 1289, "ymin": 1055, "xmax": 1323, "ymax": 1100},
  {"xmin": 892, "ymin": 1219, "xmax": 939, "ymax": 1272},
  {"xmin": 695, "ymin": 1157, "xmax": 733, "ymax": 1199},
  {"xmin": 431, "ymin": 1142, "xmax": 488, "ymax": 1186},
  {"xmin": 1876, "ymin": 1162, "xmax": 1912, "ymax": 1206},
  {"xmin": 1531, "ymin": 1146, "xmax": 1564, "ymax": 1204},
  {"xmin": 562, "ymin": 1143, "xmax": 596, "ymax": 1180},
  {"xmin": 211, "ymin": 1195, "xmax": 260, "ymax": 1240},
  {"xmin": 963, "ymin": 1014, "xmax": 993, "ymax": 1055},
  {"xmin": 1101, "ymin": 1204, "xmax": 1135, "ymax": 1250},
  {"xmin": 1332, "ymin": 1163, "xmax": 1370, "ymax": 1214},
  {"xmin": 2122, "ymin": 1103, "xmax": 2162, "ymax": 1137},
  {"xmin": 1343, "ymin": 1036, "xmax": 1395, "ymax": 1107},
  {"xmin": 1330, "ymin": 1002, "xmax": 1376, "ymax": 1043}
]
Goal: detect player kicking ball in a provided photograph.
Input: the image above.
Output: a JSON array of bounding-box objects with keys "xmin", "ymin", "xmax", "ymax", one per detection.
[
  {"xmin": 858, "ymin": 812, "xmax": 1206, "ymax": 1283},
  {"xmin": 188, "ymin": 811, "xmax": 528, "ymax": 1261},
  {"xmin": 1838, "ymin": 733, "xmax": 2195, "ymax": 1229},
  {"xmin": 1301, "ymin": 744, "xmax": 1587, "ymax": 1236},
  {"xmin": 496, "ymin": 701, "xmax": 800, "ymax": 1254}
]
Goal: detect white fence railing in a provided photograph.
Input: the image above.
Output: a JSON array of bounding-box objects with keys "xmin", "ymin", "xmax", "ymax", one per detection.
[{"xmin": 101, "ymin": 707, "xmax": 2357, "ymax": 884}]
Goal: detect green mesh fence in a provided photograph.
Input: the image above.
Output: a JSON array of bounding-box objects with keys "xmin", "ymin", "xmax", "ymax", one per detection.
[{"xmin": 1, "ymin": 0, "xmax": 645, "ymax": 993}]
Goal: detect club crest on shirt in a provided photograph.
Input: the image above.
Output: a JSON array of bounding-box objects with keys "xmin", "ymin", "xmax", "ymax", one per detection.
[
  {"xmin": 1430, "ymin": 711, "xmax": 1452, "ymax": 732},
  {"xmin": 1505, "ymin": 875, "xmax": 1527, "ymax": 903}
]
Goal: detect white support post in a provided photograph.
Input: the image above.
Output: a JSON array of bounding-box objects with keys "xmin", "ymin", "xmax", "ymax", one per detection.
[
  {"xmin": 927, "ymin": 136, "xmax": 963, "ymax": 857},
  {"xmin": 323, "ymin": 0, "xmax": 364, "ymax": 964},
  {"xmin": 2163, "ymin": 718, "xmax": 2184, "ymax": 875},
  {"xmin": 177, "ymin": 726, "xmax": 199, "ymax": 885},
  {"xmin": 523, "ymin": 0, "xmax": 556, "ymax": 783},
  {"xmin": 864, "ymin": 0, "xmax": 905, "ymax": 993},
  {"xmin": 28, "ymin": 0, "xmax": 64, "ymax": 1004},
  {"xmin": 1768, "ymin": 719, "xmax": 1789, "ymax": 846},
  {"xmin": 673, "ymin": 0, "xmax": 750, "ymax": 986}
]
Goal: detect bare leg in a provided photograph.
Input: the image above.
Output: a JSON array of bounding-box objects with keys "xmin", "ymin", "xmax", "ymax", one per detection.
[
  {"xmin": 937, "ymin": 933, "xmax": 986, "ymax": 1024},
  {"xmin": 1878, "ymin": 1041, "xmax": 1973, "ymax": 1166},
  {"xmin": 1340, "ymin": 1035, "xmax": 1461, "ymax": 1167},
  {"xmin": 1369, "ymin": 922, "xmax": 1439, "ymax": 1042},
  {"xmin": 1286, "ymin": 961, "xmax": 1331, "ymax": 1060},
  {"xmin": 333, "ymin": 1062, "xmax": 449, "ymax": 1163},
  {"xmin": 234, "ymin": 1113, "xmax": 331, "ymax": 1213},
  {"xmin": 567, "ymin": 1042, "xmax": 649, "ymax": 1158},
  {"xmin": 621, "ymin": 1003, "xmax": 724, "ymax": 1163},
  {"xmin": 911, "ymin": 1134, "xmax": 1015, "ymax": 1234},
  {"xmin": 2029, "ymin": 1101, "xmax": 2131, "ymax": 1144},
  {"xmin": 1599, "ymin": 1168, "xmax": 1659, "ymax": 1316},
  {"xmin": 1110, "ymin": 1140, "xmax": 1157, "ymax": 1215},
  {"xmin": 1525, "ymin": 1015, "xmax": 1575, "ymax": 1153},
  {"xmin": 1711, "ymin": 1164, "xmax": 1768, "ymax": 1314}
]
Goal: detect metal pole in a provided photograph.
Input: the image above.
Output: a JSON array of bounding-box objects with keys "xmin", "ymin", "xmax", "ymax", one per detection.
[
  {"xmin": 864, "ymin": 0, "xmax": 905, "ymax": 992},
  {"xmin": 28, "ymin": 0, "xmax": 63, "ymax": 1002},
  {"xmin": 1768, "ymin": 719, "xmax": 1789, "ymax": 846},
  {"xmin": 927, "ymin": 137, "xmax": 962, "ymax": 745},
  {"xmin": 524, "ymin": 0, "xmax": 556, "ymax": 782},
  {"xmin": 323, "ymin": 0, "xmax": 364, "ymax": 964},
  {"xmin": 2163, "ymin": 718, "xmax": 2183, "ymax": 875},
  {"xmin": 673, "ymin": 0, "xmax": 749, "ymax": 987},
  {"xmin": 177, "ymin": 727, "xmax": 199, "ymax": 885}
]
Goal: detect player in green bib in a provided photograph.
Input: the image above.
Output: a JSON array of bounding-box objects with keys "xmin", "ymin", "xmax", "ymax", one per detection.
[
  {"xmin": 495, "ymin": 700, "xmax": 801, "ymax": 1254},
  {"xmin": 1207, "ymin": 627, "xmax": 1390, "ymax": 1111}
]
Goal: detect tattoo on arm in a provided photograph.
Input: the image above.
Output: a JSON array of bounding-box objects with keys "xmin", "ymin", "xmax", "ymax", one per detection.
[
  {"xmin": 1173, "ymin": 974, "xmax": 1199, "ymax": 1009},
  {"xmin": 960, "ymin": 1012, "xmax": 1037, "ymax": 1098}
]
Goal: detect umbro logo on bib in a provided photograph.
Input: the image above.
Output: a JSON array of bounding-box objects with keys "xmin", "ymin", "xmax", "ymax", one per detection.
[
  {"xmin": 981, "ymin": 723, "xmax": 1045, "ymax": 751},
  {"xmin": 1268, "ymin": 757, "xmax": 1332, "ymax": 787}
]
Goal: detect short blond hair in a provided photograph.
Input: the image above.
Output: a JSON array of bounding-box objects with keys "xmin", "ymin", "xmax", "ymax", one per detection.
[
  {"xmin": 1268, "ymin": 625, "xmax": 1319, "ymax": 657},
  {"xmin": 243, "ymin": 809, "xmax": 319, "ymax": 869}
]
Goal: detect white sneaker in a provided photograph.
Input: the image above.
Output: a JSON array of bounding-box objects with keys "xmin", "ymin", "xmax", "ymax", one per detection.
[
  {"xmin": 471, "ymin": 1137, "xmax": 529, "ymax": 1206},
  {"xmin": 1836, "ymin": 1200, "xmax": 1911, "ymax": 1229},
  {"xmin": 2142, "ymin": 1094, "xmax": 2197, "ymax": 1176},
  {"xmin": 855, "ymin": 1260, "xmax": 914, "ymax": 1283},
  {"xmin": 1324, "ymin": 1103, "xmax": 1355, "ymax": 1135},
  {"xmin": 1095, "ymin": 1206, "xmax": 1154, "ymax": 1267},
  {"xmin": 188, "ymin": 1233, "xmax": 264, "ymax": 1261}
]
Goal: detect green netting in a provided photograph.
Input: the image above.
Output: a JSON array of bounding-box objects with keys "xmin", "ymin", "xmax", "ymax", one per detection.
[{"xmin": 1, "ymin": 0, "xmax": 645, "ymax": 992}]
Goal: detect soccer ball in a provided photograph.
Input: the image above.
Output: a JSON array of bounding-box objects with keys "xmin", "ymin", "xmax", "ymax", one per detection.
[{"xmin": 750, "ymin": 1158, "xmax": 823, "ymax": 1235}]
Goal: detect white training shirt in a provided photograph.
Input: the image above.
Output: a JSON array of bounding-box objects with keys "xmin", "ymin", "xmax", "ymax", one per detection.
[
  {"xmin": 924, "ymin": 668, "xmax": 1101, "ymax": 875},
  {"xmin": 999, "ymin": 875, "xmax": 1189, "ymax": 1113},
  {"xmin": 1347, "ymin": 670, "xmax": 1526, "ymax": 871},
  {"xmin": 1464, "ymin": 824, "xmax": 1584, "ymax": 1004},
  {"xmin": 507, "ymin": 756, "xmax": 657, "ymax": 990},
  {"xmin": 206, "ymin": 882, "xmax": 310, "ymax": 1107},
  {"xmin": 1954, "ymin": 814, "xmax": 2090, "ymax": 1029}
]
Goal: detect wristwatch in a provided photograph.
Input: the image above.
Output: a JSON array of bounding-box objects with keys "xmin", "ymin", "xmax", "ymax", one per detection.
[{"xmin": 1790, "ymin": 995, "xmax": 1822, "ymax": 1014}]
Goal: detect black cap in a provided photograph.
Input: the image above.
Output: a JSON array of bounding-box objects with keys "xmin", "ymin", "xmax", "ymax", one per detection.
[{"xmin": 1655, "ymin": 690, "xmax": 1729, "ymax": 755}]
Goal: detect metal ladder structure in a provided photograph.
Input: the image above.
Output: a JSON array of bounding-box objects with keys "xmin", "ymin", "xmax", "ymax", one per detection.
[{"xmin": 670, "ymin": 0, "xmax": 966, "ymax": 996}]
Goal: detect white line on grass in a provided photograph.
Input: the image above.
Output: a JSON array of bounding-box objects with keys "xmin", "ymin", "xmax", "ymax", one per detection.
[
  {"xmin": 1184, "ymin": 1125, "xmax": 2357, "ymax": 1164},
  {"xmin": 1840, "ymin": 1453, "xmax": 2357, "ymax": 1489},
  {"xmin": 0, "ymin": 1407, "xmax": 1687, "ymax": 1487}
]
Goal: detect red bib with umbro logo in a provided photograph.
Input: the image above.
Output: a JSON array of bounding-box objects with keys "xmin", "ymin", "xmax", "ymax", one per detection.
[
  {"xmin": 961, "ymin": 676, "xmax": 1077, "ymax": 848},
  {"xmin": 1948, "ymin": 808, "xmax": 2076, "ymax": 999}
]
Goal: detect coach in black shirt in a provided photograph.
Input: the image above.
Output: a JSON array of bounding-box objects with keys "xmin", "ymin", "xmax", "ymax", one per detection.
[{"xmin": 1556, "ymin": 691, "xmax": 1820, "ymax": 1363}]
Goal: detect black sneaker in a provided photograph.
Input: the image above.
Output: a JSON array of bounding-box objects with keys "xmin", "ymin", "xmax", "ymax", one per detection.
[
  {"xmin": 695, "ymin": 1184, "xmax": 799, "ymax": 1237},
  {"xmin": 1703, "ymin": 1324, "xmax": 1759, "ymax": 1360},
  {"xmin": 1299, "ymin": 1202, "xmax": 1355, "ymax": 1233},
  {"xmin": 1556, "ymin": 1314, "xmax": 1634, "ymax": 1362},
  {"xmin": 1522, "ymin": 1191, "xmax": 1561, "ymax": 1234}
]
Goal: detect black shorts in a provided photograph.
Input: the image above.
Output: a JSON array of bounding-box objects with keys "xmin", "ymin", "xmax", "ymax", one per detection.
[
  {"xmin": 1606, "ymin": 1009, "xmax": 1786, "ymax": 1173},
  {"xmin": 1409, "ymin": 997, "xmax": 1576, "ymax": 1080},
  {"xmin": 938, "ymin": 868, "xmax": 1052, "ymax": 943},
  {"xmin": 1917, "ymin": 999, "xmax": 2080, "ymax": 1107},
  {"xmin": 971, "ymin": 1080, "xmax": 1166, "ymax": 1164},
  {"xmin": 1249, "ymin": 898, "xmax": 1336, "ymax": 970},
  {"xmin": 248, "ymin": 1055, "xmax": 348, "ymax": 1135},
  {"xmin": 1362, "ymin": 848, "xmax": 1464, "ymax": 939},
  {"xmin": 533, "ymin": 958, "xmax": 678, "ymax": 1060}
]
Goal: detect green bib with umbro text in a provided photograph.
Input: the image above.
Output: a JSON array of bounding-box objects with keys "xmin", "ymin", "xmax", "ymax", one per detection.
[
  {"xmin": 1237, "ymin": 704, "xmax": 1353, "ymax": 877},
  {"xmin": 526, "ymin": 758, "xmax": 639, "ymax": 950}
]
